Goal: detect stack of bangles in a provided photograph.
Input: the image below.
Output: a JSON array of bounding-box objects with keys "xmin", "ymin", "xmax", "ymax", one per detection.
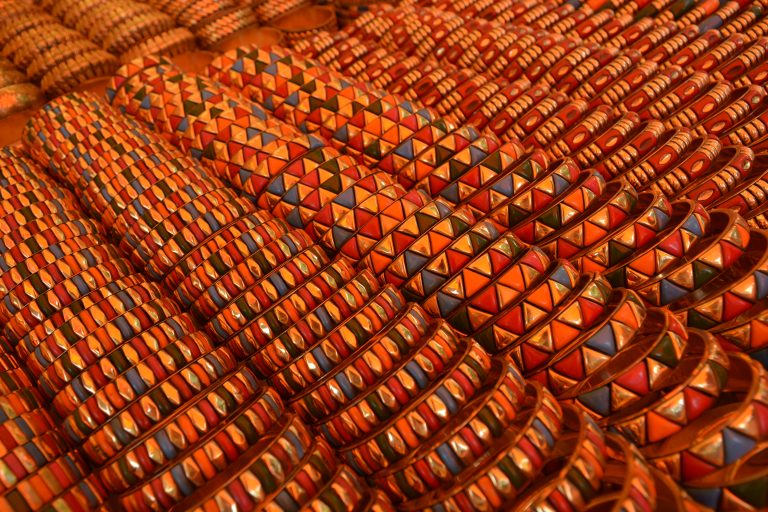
[
  {"xmin": 140, "ymin": 0, "xmax": 260, "ymax": 50},
  {"xmin": 2, "ymin": 0, "xmax": 768, "ymax": 510},
  {"xmin": 0, "ymin": 0, "xmax": 117, "ymax": 97},
  {"xmin": 36, "ymin": 0, "xmax": 195, "ymax": 63},
  {"xmin": 0, "ymin": 57, "xmax": 43, "ymax": 118}
]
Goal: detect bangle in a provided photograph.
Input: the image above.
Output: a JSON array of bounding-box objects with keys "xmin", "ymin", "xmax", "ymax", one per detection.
[
  {"xmin": 306, "ymin": 322, "xmax": 465, "ymax": 452},
  {"xmin": 145, "ymin": 197, "xmax": 256, "ymax": 280},
  {"xmin": 259, "ymin": 147, "xmax": 354, "ymax": 212},
  {"xmin": 615, "ymin": 63, "xmax": 681, "ymax": 115},
  {"xmin": 437, "ymin": 75, "xmax": 488, "ymax": 120},
  {"xmin": 508, "ymin": 272, "xmax": 614, "ymax": 376},
  {"xmin": 573, "ymin": 191, "xmax": 672, "ymax": 270},
  {"xmin": 0, "ymin": 227, "xmax": 102, "ymax": 276},
  {"xmin": 672, "ymin": 228, "xmax": 768, "ymax": 326},
  {"xmin": 422, "ymin": 70, "xmax": 475, "ymax": 116},
  {"xmin": 85, "ymin": 151, "xmax": 195, "ymax": 227},
  {"xmin": 666, "ymin": 29, "xmax": 722, "ymax": 69},
  {"xmin": 275, "ymin": 302, "xmax": 431, "ymax": 403},
  {"xmin": 562, "ymin": 307, "xmax": 688, "ymax": 418},
  {"xmin": 389, "ymin": 61, "xmax": 439, "ymax": 97},
  {"xmin": 605, "ymin": 329, "xmax": 729, "ymax": 446},
  {"xmin": 300, "ymin": 464, "xmax": 374, "ymax": 512},
  {"xmin": 697, "ymin": 85, "xmax": 766, "ymax": 139},
  {"xmin": 398, "ymin": 219, "xmax": 502, "ymax": 304},
  {"xmin": 527, "ymin": 99, "xmax": 590, "ymax": 150},
  {"xmin": 0, "ymin": 368, "xmax": 34, "ymax": 395},
  {"xmin": 378, "ymin": 204, "xmax": 476, "ymax": 285},
  {"xmin": 635, "ymin": 210, "xmax": 751, "ymax": 307},
  {"xmin": 381, "ymin": 117, "xmax": 458, "ymax": 182},
  {"xmin": 505, "ymin": 91, "xmax": 569, "ymax": 144},
  {"xmin": 0, "ymin": 216, "xmax": 104, "ymax": 269},
  {"xmin": 308, "ymin": 170, "xmax": 396, "ymax": 239},
  {"xmin": 596, "ymin": 120, "xmax": 668, "ymax": 179},
  {"xmin": 17, "ymin": 283, "xmax": 171, "ymax": 367},
  {"xmin": 253, "ymin": 284, "xmax": 404, "ymax": 385},
  {"xmin": 0, "ymin": 451, "xmax": 97, "ymax": 510},
  {"xmin": 640, "ymin": 71, "xmax": 712, "ymax": 122},
  {"xmin": 677, "ymin": 145, "xmax": 755, "ymax": 206},
  {"xmin": 240, "ymin": 272, "xmax": 380, "ymax": 376},
  {"xmin": 719, "ymin": 35, "xmax": 768, "ymax": 83},
  {"xmin": 502, "ymin": 35, "xmax": 571, "ymax": 82},
  {"xmin": 485, "ymin": 158, "xmax": 580, "ymax": 230},
  {"xmin": 582, "ymin": 10, "xmax": 629, "ymax": 42},
  {"xmin": 338, "ymin": 341, "xmax": 493, "ymax": 475},
  {"xmin": 414, "ymin": 135, "xmax": 501, "ymax": 197},
  {"xmin": 459, "ymin": 148, "xmax": 549, "ymax": 219},
  {"xmin": 50, "ymin": 330, "xmax": 212, "ymax": 419},
  {"xmin": 9, "ymin": 274, "xmax": 154, "ymax": 354},
  {"xmin": 180, "ymin": 431, "xmax": 337, "ymax": 512},
  {"xmin": 122, "ymin": 186, "xmax": 242, "ymax": 269},
  {"xmin": 372, "ymin": 55, "xmax": 422, "ymax": 91},
  {"xmin": 694, "ymin": 33, "xmax": 748, "ymax": 74},
  {"xmin": 584, "ymin": 433, "xmax": 657, "ymax": 511},
  {"xmin": 522, "ymin": 285, "xmax": 644, "ymax": 393},
  {"xmin": 643, "ymin": 353, "xmax": 768, "ymax": 483},
  {"xmin": 2, "ymin": 256, "xmax": 134, "ymax": 335},
  {"xmin": 0, "ymin": 407, "xmax": 57, "ymax": 451},
  {"xmin": 542, "ymin": 43, "xmax": 599, "ymax": 89},
  {"xmin": 317, "ymin": 184, "xmax": 413, "ymax": 253},
  {"xmin": 140, "ymin": 195, "xmax": 254, "ymax": 270},
  {"xmin": 611, "ymin": 18, "xmax": 656, "ymax": 50},
  {"xmin": 682, "ymin": 449, "xmax": 768, "ymax": 510},
  {"xmin": 526, "ymin": 37, "xmax": 582, "ymax": 84},
  {"xmin": 369, "ymin": 359, "xmax": 526, "ymax": 502},
  {"xmin": 623, "ymin": 128, "xmax": 694, "ymax": 189},
  {"xmin": 421, "ymin": 230, "xmax": 541, "ymax": 319},
  {"xmin": 114, "ymin": 385, "xmax": 284, "ymax": 510},
  {"xmin": 506, "ymin": 170, "xmax": 606, "ymax": 242},
  {"xmin": 469, "ymin": 259, "xmax": 580, "ymax": 353},
  {"xmin": 537, "ymin": 179, "xmax": 639, "ymax": 258},
  {"xmin": 665, "ymin": 80, "xmax": 734, "ymax": 132},
  {"xmin": 575, "ymin": 49, "xmax": 642, "ymax": 103},
  {"xmin": 604, "ymin": 199, "xmax": 710, "ymax": 289},
  {"xmin": 83, "ymin": 363, "xmax": 263, "ymax": 468},
  {"xmin": 35, "ymin": 313, "xmax": 196, "ymax": 400},
  {"xmin": 398, "ymin": 383, "xmax": 563, "ymax": 512},
  {"xmin": 110, "ymin": 175, "xmax": 226, "ymax": 249},
  {"xmin": 511, "ymin": 405, "xmax": 606, "ymax": 511},
  {"xmin": 186, "ymin": 228, "xmax": 313, "ymax": 319},
  {"xmin": 644, "ymin": 24, "xmax": 700, "ymax": 63},
  {"xmin": 273, "ymin": 164, "xmax": 374, "ymax": 231},
  {"xmin": 547, "ymin": 105, "xmax": 616, "ymax": 160},
  {"xmin": 485, "ymin": 33, "xmax": 538, "ymax": 77},
  {"xmin": 712, "ymin": 153, "xmax": 768, "ymax": 217},
  {"xmin": 0, "ymin": 241, "xmax": 115, "ymax": 320},
  {"xmin": 70, "ymin": 344, "xmax": 236, "ymax": 448},
  {"xmin": 725, "ymin": 95, "xmax": 768, "ymax": 146},
  {"xmin": 208, "ymin": 250, "xmax": 343, "ymax": 350},
  {"xmin": 0, "ymin": 186, "xmax": 77, "ymax": 214},
  {"xmin": 0, "ymin": 194, "xmax": 76, "ymax": 225},
  {"xmin": 457, "ymin": 26, "xmax": 506, "ymax": 70},
  {"xmin": 486, "ymin": 84, "xmax": 550, "ymax": 140},
  {"xmin": 172, "ymin": 218, "xmax": 290, "ymax": 308},
  {"xmin": 649, "ymin": 135, "xmax": 722, "ymax": 197},
  {"xmin": 466, "ymin": 79, "xmax": 532, "ymax": 132},
  {"xmin": 573, "ymin": 112, "xmax": 642, "ymax": 170}
]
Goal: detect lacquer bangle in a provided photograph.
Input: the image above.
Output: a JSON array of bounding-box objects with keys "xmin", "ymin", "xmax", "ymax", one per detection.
[
  {"xmin": 605, "ymin": 329, "xmax": 729, "ymax": 446},
  {"xmin": 397, "ymin": 383, "xmax": 563, "ymax": 512},
  {"xmin": 642, "ymin": 353, "xmax": 768, "ymax": 483}
]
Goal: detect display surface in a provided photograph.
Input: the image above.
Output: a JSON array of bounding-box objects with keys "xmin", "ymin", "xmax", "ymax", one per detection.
[{"xmin": 0, "ymin": 0, "xmax": 767, "ymax": 511}]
